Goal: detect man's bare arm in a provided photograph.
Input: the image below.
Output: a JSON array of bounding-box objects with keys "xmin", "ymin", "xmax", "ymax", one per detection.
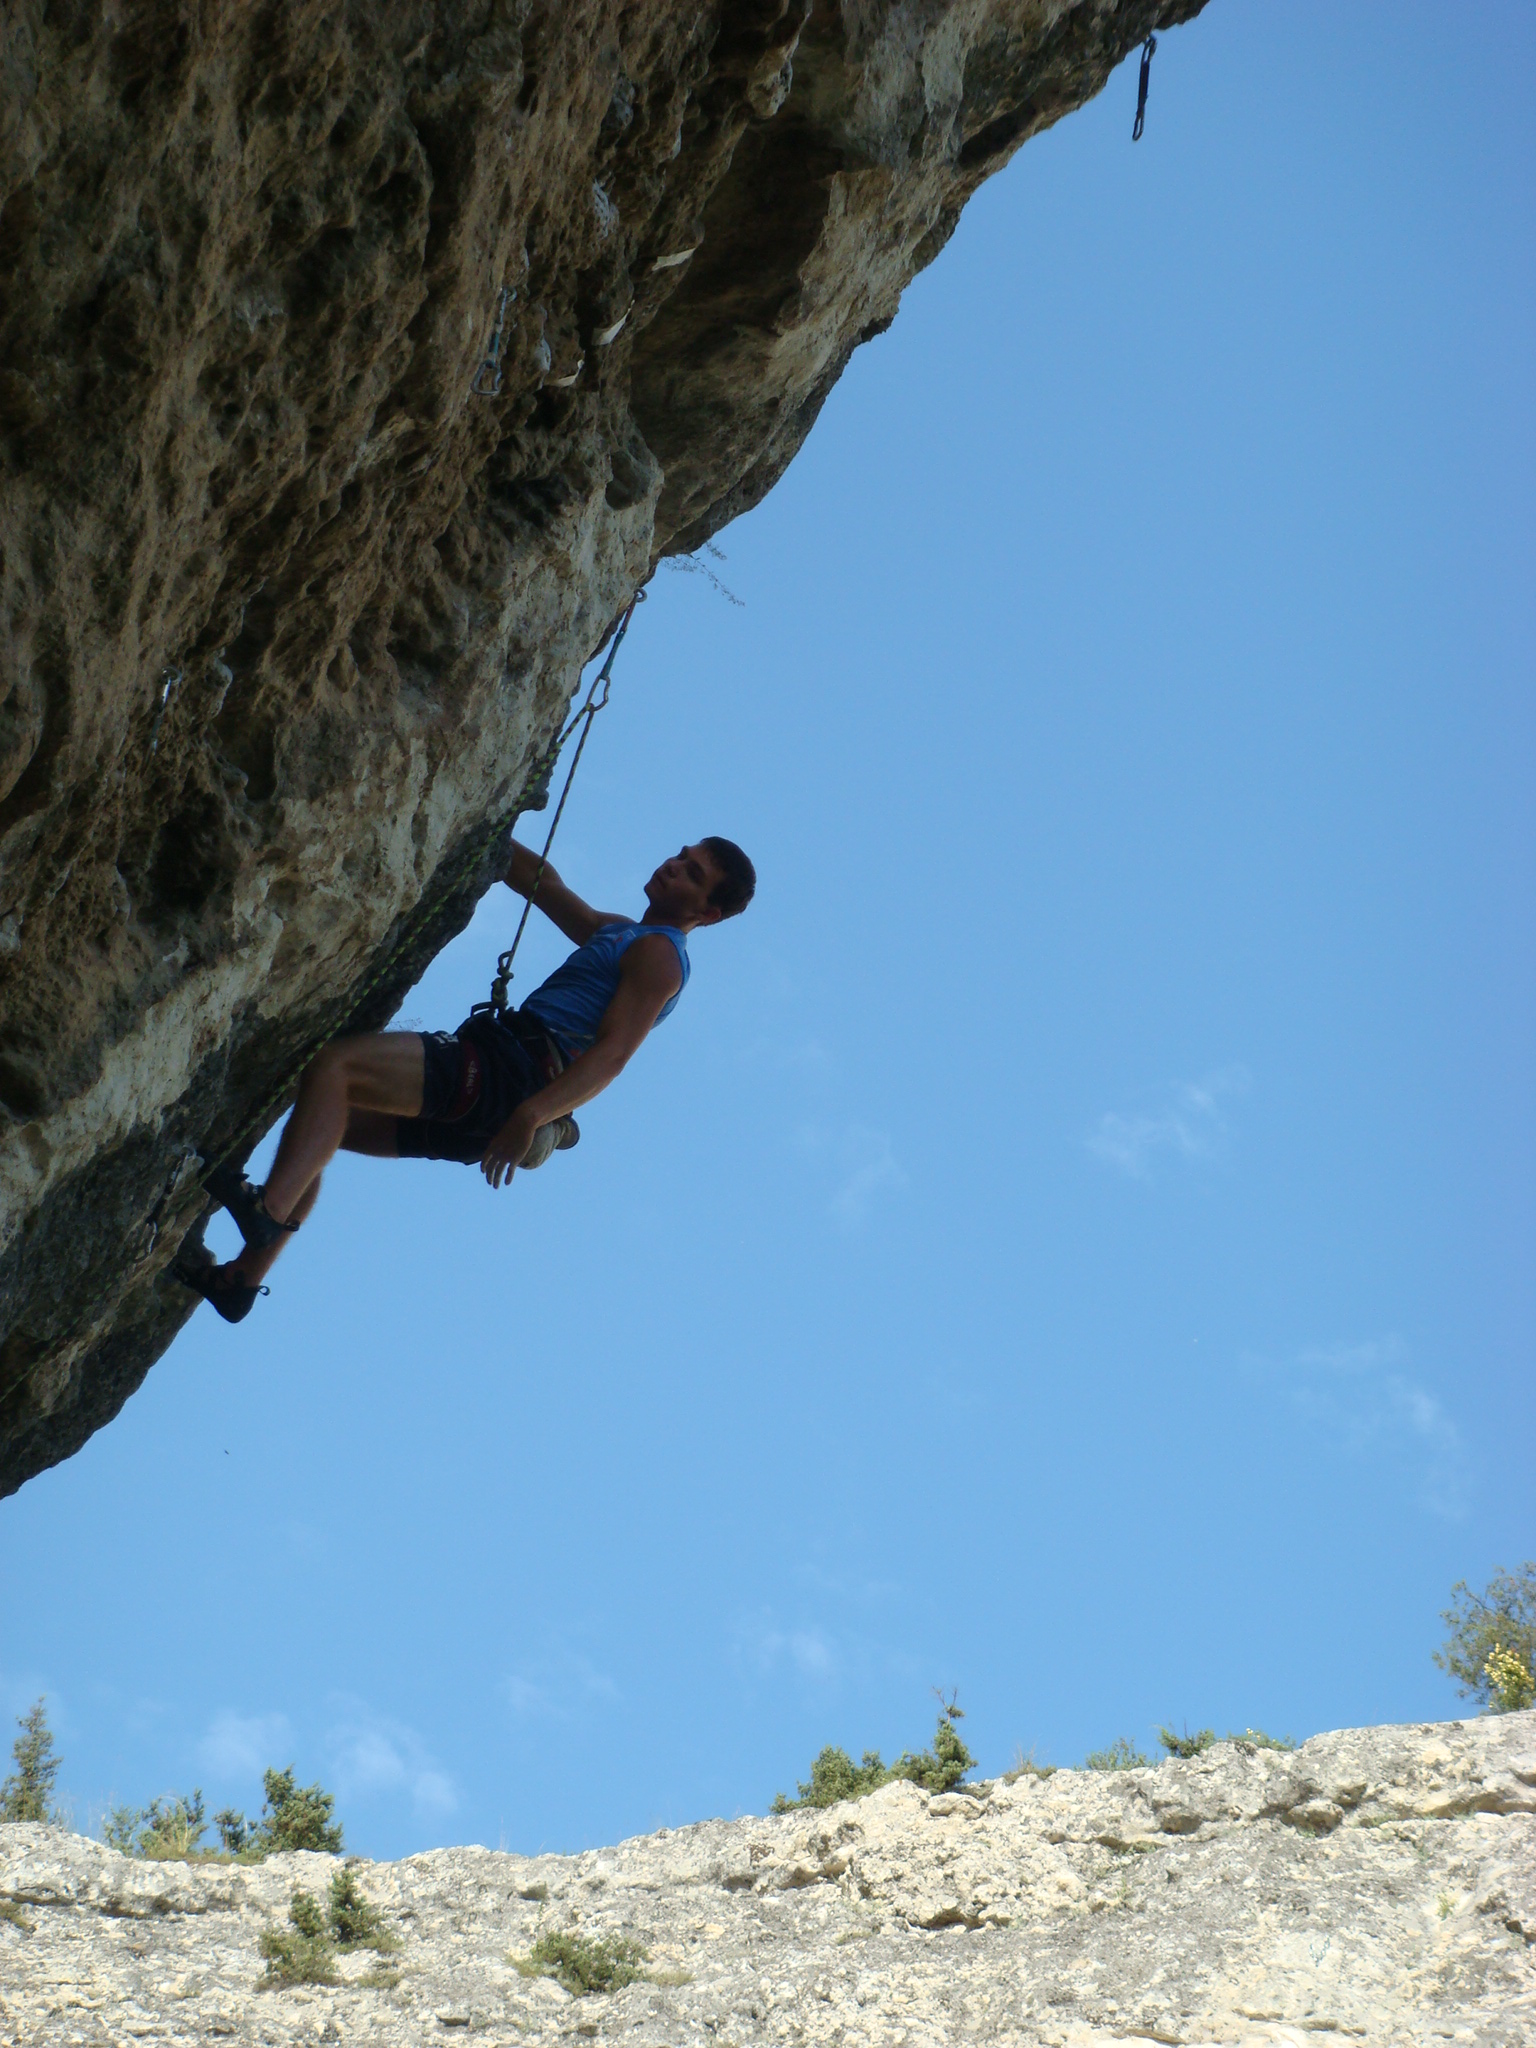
[
  {"xmin": 503, "ymin": 840, "xmax": 625, "ymax": 946},
  {"xmin": 479, "ymin": 936, "xmax": 682, "ymax": 1187}
]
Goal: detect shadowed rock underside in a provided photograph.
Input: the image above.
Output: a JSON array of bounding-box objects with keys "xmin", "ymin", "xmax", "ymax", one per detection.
[{"xmin": 0, "ymin": 0, "xmax": 1206, "ymax": 1493}]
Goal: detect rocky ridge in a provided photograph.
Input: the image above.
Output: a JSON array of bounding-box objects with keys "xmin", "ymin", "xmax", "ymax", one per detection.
[
  {"xmin": 0, "ymin": 0, "xmax": 1208, "ymax": 1495},
  {"xmin": 2, "ymin": 1713, "xmax": 1533, "ymax": 2044}
]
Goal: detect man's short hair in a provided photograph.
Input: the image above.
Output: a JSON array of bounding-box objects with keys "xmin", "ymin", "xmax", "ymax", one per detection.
[{"xmin": 701, "ymin": 836, "xmax": 755, "ymax": 918}]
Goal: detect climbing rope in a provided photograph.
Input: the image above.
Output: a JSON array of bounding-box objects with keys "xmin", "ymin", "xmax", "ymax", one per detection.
[
  {"xmin": 477, "ymin": 589, "xmax": 642, "ymax": 1016},
  {"xmin": 1132, "ymin": 33, "xmax": 1156, "ymax": 141}
]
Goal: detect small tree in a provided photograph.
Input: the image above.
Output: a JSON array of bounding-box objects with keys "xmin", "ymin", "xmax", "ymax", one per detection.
[
  {"xmin": 1434, "ymin": 1565, "xmax": 1536, "ymax": 1713},
  {"xmin": 1, "ymin": 1701, "xmax": 62, "ymax": 1824},
  {"xmin": 257, "ymin": 1767, "xmax": 344, "ymax": 1853},
  {"xmin": 327, "ymin": 1866, "xmax": 395, "ymax": 1952},
  {"xmin": 890, "ymin": 1693, "xmax": 976, "ymax": 1793},
  {"xmin": 206, "ymin": 1767, "xmax": 345, "ymax": 1858},
  {"xmin": 214, "ymin": 1806, "xmax": 253, "ymax": 1854},
  {"xmin": 258, "ymin": 1889, "xmax": 338, "ymax": 1987}
]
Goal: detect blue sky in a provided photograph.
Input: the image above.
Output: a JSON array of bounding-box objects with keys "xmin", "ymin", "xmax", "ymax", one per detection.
[{"xmin": 4, "ymin": 1, "xmax": 1533, "ymax": 1860}]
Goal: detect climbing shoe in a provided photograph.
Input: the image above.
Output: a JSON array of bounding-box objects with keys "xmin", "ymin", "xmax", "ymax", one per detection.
[
  {"xmin": 203, "ymin": 1161, "xmax": 298, "ymax": 1253},
  {"xmin": 173, "ymin": 1253, "xmax": 269, "ymax": 1325},
  {"xmin": 519, "ymin": 1115, "xmax": 580, "ymax": 1172}
]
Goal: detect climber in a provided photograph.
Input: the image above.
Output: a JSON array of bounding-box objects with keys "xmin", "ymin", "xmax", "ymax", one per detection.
[{"xmin": 177, "ymin": 834, "xmax": 756, "ymax": 1322}]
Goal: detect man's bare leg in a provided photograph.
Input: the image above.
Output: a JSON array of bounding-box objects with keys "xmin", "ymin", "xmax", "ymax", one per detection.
[
  {"xmin": 225, "ymin": 1107, "xmax": 400, "ymax": 1288},
  {"xmin": 189, "ymin": 1037, "xmax": 431, "ymax": 1317},
  {"xmin": 260, "ymin": 1034, "xmax": 426, "ymax": 1223}
]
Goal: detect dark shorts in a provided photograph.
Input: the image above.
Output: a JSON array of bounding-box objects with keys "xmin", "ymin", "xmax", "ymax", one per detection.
[{"xmin": 395, "ymin": 1017, "xmax": 545, "ymax": 1165}]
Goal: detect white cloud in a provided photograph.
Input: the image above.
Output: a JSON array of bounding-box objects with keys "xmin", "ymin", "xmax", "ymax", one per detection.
[
  {"xmin": 832, "ymin": 1129, "xmax": 907, "ymax": 1225},
  {"xmin": 324, "ymin": 1700, "xmax": 458, "ymax": 1818},
  {"xmin": 795, "ymin": 1560, "xmax": 904, "ymax": 1605},
  {"xmin": 501, "ymin": 1652, "xmax": 619, "ymax": 1722},
  {"xmin": 1271, "ymin": 1337, "xmax": 1468, "ymax": 1519},
  {"xmin": 796, "ymin": 1122, "xmax": 908, "ymax": 1225},
  {"xmin": 0, "ymin": 1674, "xmax": 57, "ymax": 1723},
  {"xmin": 1089, "ymin": 1064, "xmax": 1250, "ymax": 1179},
  {"xmin": 198, "ymin": 1710, "xmax": 293, "ymax": 1781},
  {"xmin": 410, "ymin": 1770, "xmax": 458, "ymax": 1817},
  {"xmin": 761, "ymin": 1627, "xmax": 835, "ymax": 1677},
  {"xmin": 736, "ymin": 1614, "xmax": 838, "ymax": 1682},
  {"xmin": 736, "ymin": 1033, "xmax": 833, "ymax": 1073}
]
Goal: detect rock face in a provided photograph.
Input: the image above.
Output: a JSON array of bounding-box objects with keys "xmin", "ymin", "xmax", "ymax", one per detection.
[
  {"xmin": 2, "ymin": 1714, "xmax": 1533, "ymax": 2044},
  {"xmin": 0, "ymin": 0, "xmax": 1206, "ymax": 1495}
]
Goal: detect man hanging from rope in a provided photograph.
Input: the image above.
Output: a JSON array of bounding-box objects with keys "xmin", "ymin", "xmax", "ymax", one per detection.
[{"xmin": 178, "ymin": 835, "xmax": 755, "ymax": 1322}]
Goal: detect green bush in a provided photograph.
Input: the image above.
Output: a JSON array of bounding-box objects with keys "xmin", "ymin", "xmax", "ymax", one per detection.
[
  {"xmin": 1084, "ymin": 1736, "xmax": 1151, "ymax": 1772},
  {"xmin": 256, "ymin": 1868, "xmax": 397, "ymax": 1984},
  {"xmin": 104, "ymin": 1765, "xmax": 344, "ymax": 1864},
  {"xmin": 1003, "ymin": 1749, "xmax": 1057, "ymax": 1783},
  {"xmin": 772, "ymin": 1747, "xmax": 892, "ymax": 1812},
  {"xmin": 772, "ymin": 1697, "xmax": 977, "ymax": 1812},
  {"xmin": 1157, "ymin": 1725, "xmax": 1216, "ymax": 1760},
  {"xmin": 1435, "ymin": 1565, "xmax": 1536, "ymax": 1713},
  {"xmin": 328, "ymin": 1866, "xmax": 396, "ymax": 1952},
  {"xmin": 104, "ymin": 1791, "xmax": 209, "ymax": 1860},
  {"xmin": 1, "ymin": 1701, "xmax": 63, "ymax": 1824},
  {"xmin": 514, "ymin": 1928, "xmax": 649, "ymax": 1997},
  {"xmin": 1230, "ymin": 1727, "xmax": 1296, "ymax": 1752},
  {"xmin": 259, "ymin": 1890, "xmax": 338, "ymax": 1988}
]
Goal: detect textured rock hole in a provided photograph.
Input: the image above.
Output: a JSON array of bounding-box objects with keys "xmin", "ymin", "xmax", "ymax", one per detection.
[
  {"xmin": 0, "ymin": 669, "xmax": 48, "ymax": 811},
  {"xmin": 0, "ymin": 640, "xmax": 69, "ymax": 833},
  {"xmin": 211, "ymin": 700, "xmax": 278, "ymax": 805},
  {"xmin": 0, "ymin": 186, "xmax": 39, "ymax": 273},
  {"xmin": 109, "ymin": 26, "xmax": 188, "ymax": 116},
  {"xmin": 146, "ymin": 785, "xmax": 238, "ymax": 917},
  {"xmin": 605, "ymin": 443, "xmax": 651, "ymax": 511},
  {"xmin": 0, "ymin": 1045, "xmax": 50, "ymax": 1122}
]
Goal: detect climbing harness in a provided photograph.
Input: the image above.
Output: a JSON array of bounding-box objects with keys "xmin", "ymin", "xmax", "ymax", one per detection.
[
  {"xmin": 477, "ymin": 589, "xmax": 643, "ymax": 1016},
  {"xmin": 1132, "ymin": 34, "xmax": 1156, "ymax": 141}
]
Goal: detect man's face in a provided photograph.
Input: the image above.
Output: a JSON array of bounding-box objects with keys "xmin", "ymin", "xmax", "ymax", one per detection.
[{"xmin": 645, "ymin": 843, "xmax": 725, "ymax": 926}]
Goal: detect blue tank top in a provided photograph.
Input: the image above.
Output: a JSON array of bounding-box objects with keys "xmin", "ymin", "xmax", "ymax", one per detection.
[{"xmin": 520, "ymin": 921, "xmax": 689, "ymax": 1056}]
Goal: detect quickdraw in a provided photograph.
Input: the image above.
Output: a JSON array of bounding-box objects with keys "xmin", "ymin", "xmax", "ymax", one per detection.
[{"xmin": 1132, "ymin": 34, "xmax": 1156, "ymax": 142}]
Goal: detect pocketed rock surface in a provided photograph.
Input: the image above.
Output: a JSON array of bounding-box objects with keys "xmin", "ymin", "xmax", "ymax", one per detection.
[
  {"xmin": 0, "ymin": 0, "xmax": 1208, "ymax": 1495},
  {"xmin": 3, "ymin": 1714, "xmax": 1533, "ymax": 2046}
]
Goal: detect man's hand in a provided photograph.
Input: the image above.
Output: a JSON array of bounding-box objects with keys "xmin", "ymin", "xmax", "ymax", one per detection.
[
  {"xmin": 503, "ymin": 840, "xmax": 625, "ymax": 946},
  {"xmin": 481, "ymin": 1103, "xmax": 539, "ymax": 1189}
]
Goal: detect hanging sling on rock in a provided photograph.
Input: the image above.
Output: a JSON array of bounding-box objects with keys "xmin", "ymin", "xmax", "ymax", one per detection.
[{"xmin": 178, "ymin": 836, "xmax": 755, "ymax": 1323}]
